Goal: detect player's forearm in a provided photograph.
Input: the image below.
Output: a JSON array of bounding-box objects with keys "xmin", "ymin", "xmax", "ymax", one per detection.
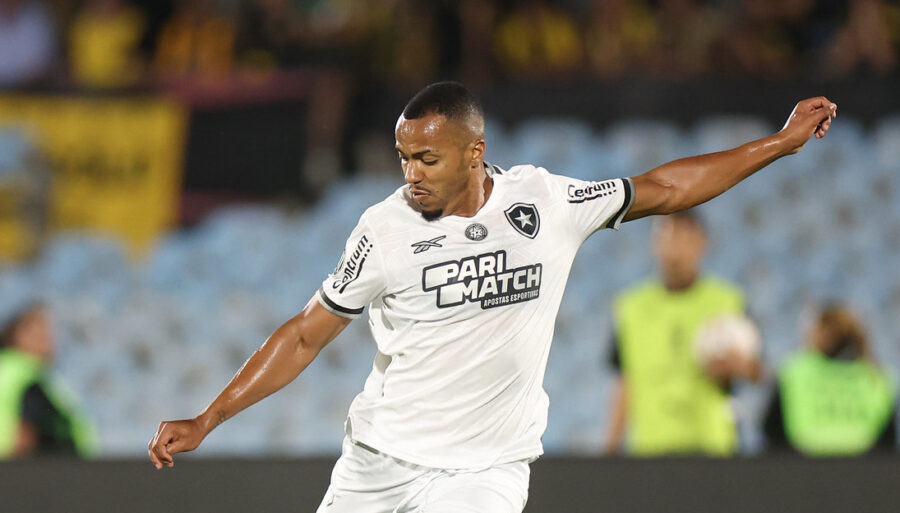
[
  {"xmin": 195, "ymin": 314, "xmax": 327, "ymax": 436},
  {"xmin": 645, "ymin": 132, "xmax": 790, "ymax": 214}
]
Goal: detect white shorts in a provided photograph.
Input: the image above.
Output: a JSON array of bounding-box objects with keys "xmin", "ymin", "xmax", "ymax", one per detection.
[{"xmin": 316, "ymin": 437, "xmax": 530, "ymax": 513}]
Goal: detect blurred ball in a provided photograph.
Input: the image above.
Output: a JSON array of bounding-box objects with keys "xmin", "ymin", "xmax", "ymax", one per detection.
[{"xmin": 695, "ymin": 314, "xmax": 761, "ymax": 365}]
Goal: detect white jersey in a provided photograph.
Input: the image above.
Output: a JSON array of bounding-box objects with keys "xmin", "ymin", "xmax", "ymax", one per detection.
[{"xmin": 317, "ymin": 163, "xmax": 634, "ymax": 469}]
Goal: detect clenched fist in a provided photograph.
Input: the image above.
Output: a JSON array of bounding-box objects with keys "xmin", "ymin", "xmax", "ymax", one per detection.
[
  {"xmin": 779, "ymin": 97, "xmax": 837, "ymax": 155},
  {"xmin": 148, "ymin": 416, "xmax": 211, "ymax": 469}
]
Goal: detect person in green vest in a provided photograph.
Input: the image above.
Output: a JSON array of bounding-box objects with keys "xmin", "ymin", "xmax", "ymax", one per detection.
[
  {"xmin": 0, "ymin": 302, "xmax": 96, "ymax": 459},
  {"xmin": 604, "ymin": 210, "xmax": 761, "ymax": 456},
  {"xmin": 764, "ymin": 304, "xmax": 897, "ymax": 456}
]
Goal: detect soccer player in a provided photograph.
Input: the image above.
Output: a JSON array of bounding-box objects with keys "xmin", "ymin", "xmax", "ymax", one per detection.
[
  {"xmin": 604, "ymin": 211, "xmax": 761, "ymax": 456},
  {"xmin": 149, "ymin": 82, "xmax": 837, "ymax": 512}
]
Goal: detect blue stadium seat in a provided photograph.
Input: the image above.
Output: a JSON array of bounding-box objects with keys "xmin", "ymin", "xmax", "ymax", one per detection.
[
  {"xmin": 604, "ymin": 119, "xmax": 687, "ymax": 175},
  {"xmin": 511, "ymin": 119, "xmax": 611, "ymax": 180},
  {"xmin": 690, "ymin": 116, "xmax": 773, "ymax": 155},
  {"xmin": 0, "ymin": 128, "xmax": 35, "ymax": 176}
]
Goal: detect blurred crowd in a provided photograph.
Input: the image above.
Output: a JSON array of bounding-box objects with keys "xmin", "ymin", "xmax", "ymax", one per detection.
[
  {"xmin": 0, "ymin": 0, "xmax": 898, "ymax": 92},
  {"xmin": 4, "ymin": 0, "xmax": 896, "ymax": 189}
]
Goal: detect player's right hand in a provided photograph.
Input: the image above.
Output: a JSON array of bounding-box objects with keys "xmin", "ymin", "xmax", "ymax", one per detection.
[
  {"xmin": 148, "ymin": 417, "xmax": 206, "ymax": 469},
  {"xmin": 779, "ymin": 96, "xmax": 837, "ymax": 155}
]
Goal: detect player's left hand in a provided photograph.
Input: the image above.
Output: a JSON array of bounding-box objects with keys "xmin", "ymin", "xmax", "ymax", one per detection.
[{"xmin": 779, "ymin": 97, "xmax": 837, "ymax": 155}]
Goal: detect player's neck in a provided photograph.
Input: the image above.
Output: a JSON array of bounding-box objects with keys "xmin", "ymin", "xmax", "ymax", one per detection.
[
  {"xmin": 443, "ymin": 163, "xmax": 492, "ymax": 218},
  {"xmin": 663, "ymin": 273, "xmax": 699, "ymax": 292}
]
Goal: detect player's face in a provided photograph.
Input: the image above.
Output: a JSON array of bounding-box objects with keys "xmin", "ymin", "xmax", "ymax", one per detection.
[
  {"xmin": 13, "ymin": 307, "xmax": 55, "ymax": 363},
  {"xmin": 653, "ymin": 217, "xmax": 706, "ymax": 290},
  {"xmin": 808, "ymin": 320, "xmax": 833, "ymax": 354},
  {"xmin": 395, "ymin": 114, "xmax": 481, "ymax": 219}
]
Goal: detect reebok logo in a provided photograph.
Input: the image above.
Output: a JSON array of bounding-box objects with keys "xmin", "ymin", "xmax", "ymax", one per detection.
[{"xmin": 411, "ymin": 235, "xmax": 447, "ymax": 254}]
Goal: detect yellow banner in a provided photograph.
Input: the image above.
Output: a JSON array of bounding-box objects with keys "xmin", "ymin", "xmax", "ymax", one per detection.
[
  {"xmin": 0, "ymin": 186, "xmax": 38, "ymax": 261},
  {"xmin": 0, "ymin": 95, "xmax": 186, "ymax": 258}
]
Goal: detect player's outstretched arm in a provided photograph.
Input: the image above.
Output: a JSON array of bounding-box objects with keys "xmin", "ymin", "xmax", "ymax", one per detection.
[
  {"xmin": 624, "ymin": 97, "xmax": 837, "ymax": 221},
  {"xmin": 148, "ymin": 296, "xmax": 350, "ymax": 469}
]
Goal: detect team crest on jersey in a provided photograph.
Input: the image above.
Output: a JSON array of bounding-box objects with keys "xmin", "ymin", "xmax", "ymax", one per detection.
[
  {"xmin": 504, "ymin": 203, "xmax": 540, "ymax": 239},
  {"xmin": 422, "ymin": 250, "xmax": 542, "ymax": 309},
  {"xmin": 332, "ymin": 235, "xmax": 372, "ymax": 293},
  {"xmin": 465, "ymin": 223, "xmax": 488, "ymax": 241}
]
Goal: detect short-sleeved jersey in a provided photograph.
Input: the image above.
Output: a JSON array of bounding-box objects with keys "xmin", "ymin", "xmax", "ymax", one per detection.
[{"xmin": 318, "ymin": 163, "xmax": 634, "ymax": 469}]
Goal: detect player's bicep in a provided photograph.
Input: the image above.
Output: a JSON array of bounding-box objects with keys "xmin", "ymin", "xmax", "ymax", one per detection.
[
  {"xmin": 293, "ymin": 296, "xmax": 352, "ymax": 352},
  {"xmin": 623, "ymin": 172, "xmax": 674, "ymax": 222}
]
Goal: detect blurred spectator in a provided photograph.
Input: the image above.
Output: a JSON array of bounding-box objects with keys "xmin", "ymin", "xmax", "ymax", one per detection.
[
  {"xmin": 154, "ymin": 0, "xmax": 235, "ymax": 82},
  {"xmin": 709, "ymin": 0, "xmax": 795, "ymax": 78},
  {"xmin": 495, "ymin": 0, "xmax": 582, "ymax": 80},
  {"xmin": 583, "ymin": 0, "xmax": 658, "ymax": 78},
  {"xmin": 388, "ymin": 0, "xmax": 441, "ymax": 87},
  {"xmin": 764, "ymin": 304, "xmax": 897, "ymax": 456},
  {"xmin": 0, "ymin": 0, "xmax": 56, "ymax": 88},
  {"xmin": 365, "ymin": 0, "xmax": 440, "ymax": 90},
  {"xmin": 826, "ymin": 0, "xmax": 897, "ymax": 77},
  {"xmin": 68, "ymin": 0, "xmax": 146, "ymax": 89},
  {"xmin": 457, "ymin": 0, "xmax": 499, "ymax": 86},
  {"xmin": 0, "ymin": 303, "xmax": 96, "ymax": 459},
  {"xmin": 235, "ymin": 0, "xmax": 303, "ymax": 71},
  {"xmin": 647, "ymin": 0, "xmax": 725, "ymax": 78},
  {"xmin": 605, "ymin": 211, "xmax": 761, "ymax": 456},
  {"xmin": 775, "ymin": 0, "xmax": 843, "ymax": 74}
]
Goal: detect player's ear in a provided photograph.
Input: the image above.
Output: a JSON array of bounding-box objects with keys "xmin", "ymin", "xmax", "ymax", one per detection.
[{"xmin": 469, "ymin": 139, "xmax": 485, "ymax": 169}]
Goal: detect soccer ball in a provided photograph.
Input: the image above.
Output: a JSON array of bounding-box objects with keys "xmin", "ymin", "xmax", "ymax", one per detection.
[{"xmin": 694, "ymin": 313, "xmax": 761, "ymax": 366}]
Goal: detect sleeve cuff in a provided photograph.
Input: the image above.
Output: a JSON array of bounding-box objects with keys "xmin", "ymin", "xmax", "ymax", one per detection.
[
  {"xmin": 316, "ymin": 287, "xmax": 364, "ymax": 319},
  {"xmin": 605, "ymin": 177, "xmax": 635, "ymax": 230}
]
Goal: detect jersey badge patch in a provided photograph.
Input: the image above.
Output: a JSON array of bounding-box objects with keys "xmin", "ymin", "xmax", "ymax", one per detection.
[
  {"xmin": 504, "ymin": 203, "xmax": 540, "ymax": 239},
  {"xmin": 411, "ymin": 235, "xmax": 447, "ymax": 254},
  {"xmin": 465, "ymin": 223, "xmax": 488, "ymax": 241}
]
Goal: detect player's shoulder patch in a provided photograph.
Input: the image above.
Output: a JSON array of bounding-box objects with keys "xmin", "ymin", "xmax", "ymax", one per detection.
[{"xmin": 566, "ymin": 178, "xmax": 621, "ymax": 204}]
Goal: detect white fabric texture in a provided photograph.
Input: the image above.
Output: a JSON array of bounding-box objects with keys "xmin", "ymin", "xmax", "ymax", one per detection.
[{"xmin": 316, "ymin": 437, "xmax": 529, "ymax": 513}]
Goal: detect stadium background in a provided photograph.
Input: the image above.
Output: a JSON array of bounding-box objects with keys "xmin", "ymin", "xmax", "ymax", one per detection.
[{"xmin": 1, "ymin": 0, "xmax": 899, "ymax": 511}]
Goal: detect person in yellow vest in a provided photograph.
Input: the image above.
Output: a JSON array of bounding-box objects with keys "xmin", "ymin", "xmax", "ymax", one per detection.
[
  {"xmin": 68, "ymin": 0, "xmax": 146, "ymax": 89},
  {"xmin": 154, "ymin": 0, "xmax": 236, "ymax": 82},
  {"xmin": 604, "ymin": 210, "xmax": 761, "ymax": 456},
  {"xmin": 0, "ymin": 303, "xmax": 96, "ymax": 459},
  {"xmin": 763, "ymin": 304, "xmax": 897, "ymax": 456}
]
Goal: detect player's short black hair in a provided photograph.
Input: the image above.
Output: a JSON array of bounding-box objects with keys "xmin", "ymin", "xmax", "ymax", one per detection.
[{"xmin": 402, "ymin": 81, "xmax": 484, "ymax": 122}]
